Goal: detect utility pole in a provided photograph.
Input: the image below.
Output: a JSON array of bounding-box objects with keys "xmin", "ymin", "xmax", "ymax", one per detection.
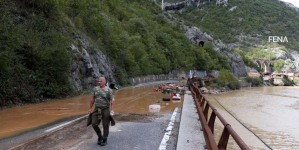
[
  {"xmin": 269, "ymin": 41, "xmax": 272, "ymax": 72},
  {"xmin": 162, "ymin": 0, "xmax": 164, "ymax": 10}
]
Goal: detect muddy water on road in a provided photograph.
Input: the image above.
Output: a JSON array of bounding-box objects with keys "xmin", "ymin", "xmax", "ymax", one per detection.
[
  {"xmin": 114, "ymin": 85, "xmax": 183, "ymax": 114},
  {"xmin": 206, "ymin": 86, "xmax": 299, "ymax": 150},
  {"xmin": 0, "ymin": 83, "xmax": 184, "ymax": 139}
]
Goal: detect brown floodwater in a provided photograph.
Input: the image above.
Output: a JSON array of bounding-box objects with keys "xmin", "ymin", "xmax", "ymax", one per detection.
[
  {"xmin": 0, "ymin": 82, "xmax": 185, "ymax": 139},
  {"xmin": 206, "ymin": 86, "xmax": 299, "ymax": 150}
]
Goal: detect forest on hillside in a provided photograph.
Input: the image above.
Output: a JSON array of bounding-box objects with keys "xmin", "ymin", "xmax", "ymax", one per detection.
[
  {"xmin": 174, "ymin": 0, "xmax": 299, "ymax": 50},
  {"xmin": 0, "ymin": 0, "xmax": 229, "ymax": 106}
]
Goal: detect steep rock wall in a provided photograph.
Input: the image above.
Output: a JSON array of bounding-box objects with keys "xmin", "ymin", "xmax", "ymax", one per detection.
[
  {"xmin": 129, "ymin": 71, "xmax": 187, "ymax": 84},
  {"xmin": 184, "ymin": 26, "xmax": 247, "ymax": 77},
  {"xmin": 269, "ymin": 47, "xmax": 299, "ymax": 72},
  {"xmin": 164, "ymin": 0, "xmax": 228, "ymax": 11},
  {"xmin": 69, "ymin": 33, "xmax": 115, "ymax": 91}
]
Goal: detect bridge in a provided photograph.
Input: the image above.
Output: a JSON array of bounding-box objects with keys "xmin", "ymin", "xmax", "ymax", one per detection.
[{"xmin": 254, "ymin": 59, "xmax": 271, "ymax": 72}]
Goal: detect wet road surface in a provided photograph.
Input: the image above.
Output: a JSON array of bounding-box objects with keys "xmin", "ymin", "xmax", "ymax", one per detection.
[
  {"xmin": 9, "ymin": 109, "xmax": 182, "ymax": 150},
  {"xmin": 0, "ymin": 80, "xmax": 185, "ymax": 149}
]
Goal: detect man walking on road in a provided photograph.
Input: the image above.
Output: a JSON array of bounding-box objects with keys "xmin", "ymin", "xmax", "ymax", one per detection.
[{"xmin": 88, "ymin": 77, "xmax": 115, "ymax": 146}]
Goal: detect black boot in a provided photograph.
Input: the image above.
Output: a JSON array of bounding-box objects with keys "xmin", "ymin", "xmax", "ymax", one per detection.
[
  {"xmin": 97, "ymin": 136, "xmax": 103, "ymax": 145},
  {"xmin": 100, "ymin": 139, "xmax": 107, "ymax": 146}
]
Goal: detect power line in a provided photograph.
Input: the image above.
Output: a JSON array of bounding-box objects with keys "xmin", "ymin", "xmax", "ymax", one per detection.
[{"xmin": 214, "ymin": 98, "xmax": 273, "ymax": 150}]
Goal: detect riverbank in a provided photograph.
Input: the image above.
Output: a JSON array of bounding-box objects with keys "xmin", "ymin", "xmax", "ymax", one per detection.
[{"xmin": 199, "ymin": 78, "xmax": 298, "ymax": 95}]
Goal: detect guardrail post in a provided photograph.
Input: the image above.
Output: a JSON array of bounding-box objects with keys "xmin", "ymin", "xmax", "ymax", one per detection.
[
  {"xmin": 200, "ymin": 98, "xmax": 205, "ymax": 111},
  {"xmin": 203, "ymin": 103, "xmax": 209, "ymax": 120},
  {"xmin": 199, "ymin": 96, "xmax": 203, "ymax": 105},
  {"xmin": 196, "ymin": 93, "xmax": 201, "ymax": 104},
  {"xmin": 196, "ymin": 90, "xmax": 200, "ymax": 100},
  {"xmin": 190, "ymin": 82, "xmax": 249, "ymax": 150},
  {"xmin": 208, "ymin": 111, "xmax": 216, "ymax": 134},
  {"xmin": 218, "ymin": 127, "xmax": 230, "ymax": 150}
]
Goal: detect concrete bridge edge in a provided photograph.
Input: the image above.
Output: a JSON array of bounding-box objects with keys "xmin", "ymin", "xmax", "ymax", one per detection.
[{"xmin": 176, "ymin": 91, "xmax": 206, "ymax": 150}]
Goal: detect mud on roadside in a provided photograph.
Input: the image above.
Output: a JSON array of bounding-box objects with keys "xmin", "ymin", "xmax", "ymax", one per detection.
[{"xmin": 113, "ymin": 113, "xmax": 163, "ymax": 123}]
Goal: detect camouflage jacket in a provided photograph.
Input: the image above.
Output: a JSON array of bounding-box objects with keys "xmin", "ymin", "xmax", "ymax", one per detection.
[{"xmin": 93, "ymin": 86, "xmax": 114, "ymax": 109}]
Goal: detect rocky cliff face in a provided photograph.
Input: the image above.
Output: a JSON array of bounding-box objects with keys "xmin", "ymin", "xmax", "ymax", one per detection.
[
  {"xmin": 129, "ymin": 71, "xmax": 187, "ymax": 84},
  {"xmin": 216, "ymin": 0, "xmax": 228, "ymax": 6},
  {"xmin": 184, "ymin": 26, "xmax": 247, "ymax": 77},
  {"xmin": 186, "ymin": 0, "xmax": 228, "ymax": 7},
  {"xmin": 161, "ymin": 11, "xmax": 247, "ymax": 77},
  {"xmin": 164, "ymin": 0, "xmax": 299, "ymax": 75},
  {"xmin": 69, "ymin": 33, "xmax": 115, "ymax": 91},
  {"xmin": 289, "ymin": 51, "xmax": 299, "ymax": 72},
  {"xmin": 269, "ymin": 47, "xmax": 299, "ymax": 72},
  {"xmin": 164, "ymin": 0, "xmax": 228, "ymax": 11}
]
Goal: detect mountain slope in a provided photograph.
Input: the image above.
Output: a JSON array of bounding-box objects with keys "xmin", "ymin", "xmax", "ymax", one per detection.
[
  {"xmin": 170, "ymin": 0, "xmax": 299, "ymax": 72},
  {"xmin": 0, "ymin": 0, "xmax": 229, "ymax": 106},
  {"xmin": 174, "ymin": 0, "xmax": 299, "ymax": 49}
]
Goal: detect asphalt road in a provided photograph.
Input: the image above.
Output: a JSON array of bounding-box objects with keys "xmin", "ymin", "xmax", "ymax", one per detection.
[
  {"xmin": 0, "ymin": 115, "xmax": 85, "ymax": 150},
  {"xmin": 69, "ymin": 112, "xmax": 181, "ymax": 150},
  {"xmin": 10, "ymin": 109, "xmax": 182, "ymax": 150}
]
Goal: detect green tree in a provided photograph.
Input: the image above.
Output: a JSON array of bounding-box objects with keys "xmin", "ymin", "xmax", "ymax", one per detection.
[
  {"xmin": 272, "ymin": 59, "xmax": 285, "ymax": 72},
  {"xmin": 217, "ymin": 69, "xmax": 240, "ymax": 89}
]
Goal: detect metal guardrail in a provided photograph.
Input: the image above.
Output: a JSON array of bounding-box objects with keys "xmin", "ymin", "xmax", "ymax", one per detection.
[{"xmin": 190, "ymin": 83, "xmax": 250, "ymax": 150}]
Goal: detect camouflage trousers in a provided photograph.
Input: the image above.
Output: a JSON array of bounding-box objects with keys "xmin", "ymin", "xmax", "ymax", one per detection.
[{"xmin": 92, "ymin": 107, "xmax": 110, "ymax": 140}]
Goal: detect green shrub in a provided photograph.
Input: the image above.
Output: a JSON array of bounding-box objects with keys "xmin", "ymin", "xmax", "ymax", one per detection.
[
  {"xmin": 244, "ymin": 76, "xmax": 263, "ymax": 86},
  {"xmin": 210, "ymin": 83, "xmax": 220, "ymax": 88},
  {"xmin": 228, "ymin": 80, "xmax": 240, "ymax": 90},
  {"xmin": 282, "ymin": 76, "xmax": 291, "ymax": 86},
  {"xmin": 214, "ymin": 69, "xmax": 240, "ymax": 89},
  {"xmin": 251, "ymin": 77, "xmax": 263, "ymax": 86},
  {"xmin": 271, "ymin": 59, "xmax": 285, "ymax": 72},
  {"xmin": 235, "ymin": 48, "xmax": 260, "ymax": 71},
  {"xmin": 244, "ymin": 76, "xmax": 252, "ymax": 82},
  {"xmin": 213, "ymin": 78, "xmax": 225, "ymax": 87}
]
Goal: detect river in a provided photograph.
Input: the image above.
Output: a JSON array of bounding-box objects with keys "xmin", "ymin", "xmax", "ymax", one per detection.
[{"xmin": 207, "ymin": 86, "xmax": 299, "ymax": 150}]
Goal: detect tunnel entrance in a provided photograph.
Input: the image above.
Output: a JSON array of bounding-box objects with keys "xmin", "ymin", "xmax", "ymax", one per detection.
[{"xmin": 199, "ymin": 41, "xmax": 204, "ymax": 47}]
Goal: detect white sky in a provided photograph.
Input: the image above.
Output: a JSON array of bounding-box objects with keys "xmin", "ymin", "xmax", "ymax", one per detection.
[{"xmin": 280, "ymin": 0, "xmax": 299, "ymax": 8}]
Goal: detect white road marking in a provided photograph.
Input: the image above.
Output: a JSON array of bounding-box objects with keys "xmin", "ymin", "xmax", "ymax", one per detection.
[
  {"xmin": 158, "ymin": 107, "xmax": 179, "ymax": 150},
  {"xmin": 45, "ymin": 115, "xmax": 88, "ymax": 133}
]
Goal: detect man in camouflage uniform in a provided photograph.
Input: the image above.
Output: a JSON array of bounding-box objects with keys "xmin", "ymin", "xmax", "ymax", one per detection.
[{"xmin": 88, "ymin": 77, "xmax": 115, "ymax": 146}]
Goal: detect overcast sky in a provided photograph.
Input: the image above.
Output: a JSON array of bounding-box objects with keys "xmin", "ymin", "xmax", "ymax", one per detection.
[{"xmin": 280, "ymin": 0, "xmax": 299, "ymax": 7}]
